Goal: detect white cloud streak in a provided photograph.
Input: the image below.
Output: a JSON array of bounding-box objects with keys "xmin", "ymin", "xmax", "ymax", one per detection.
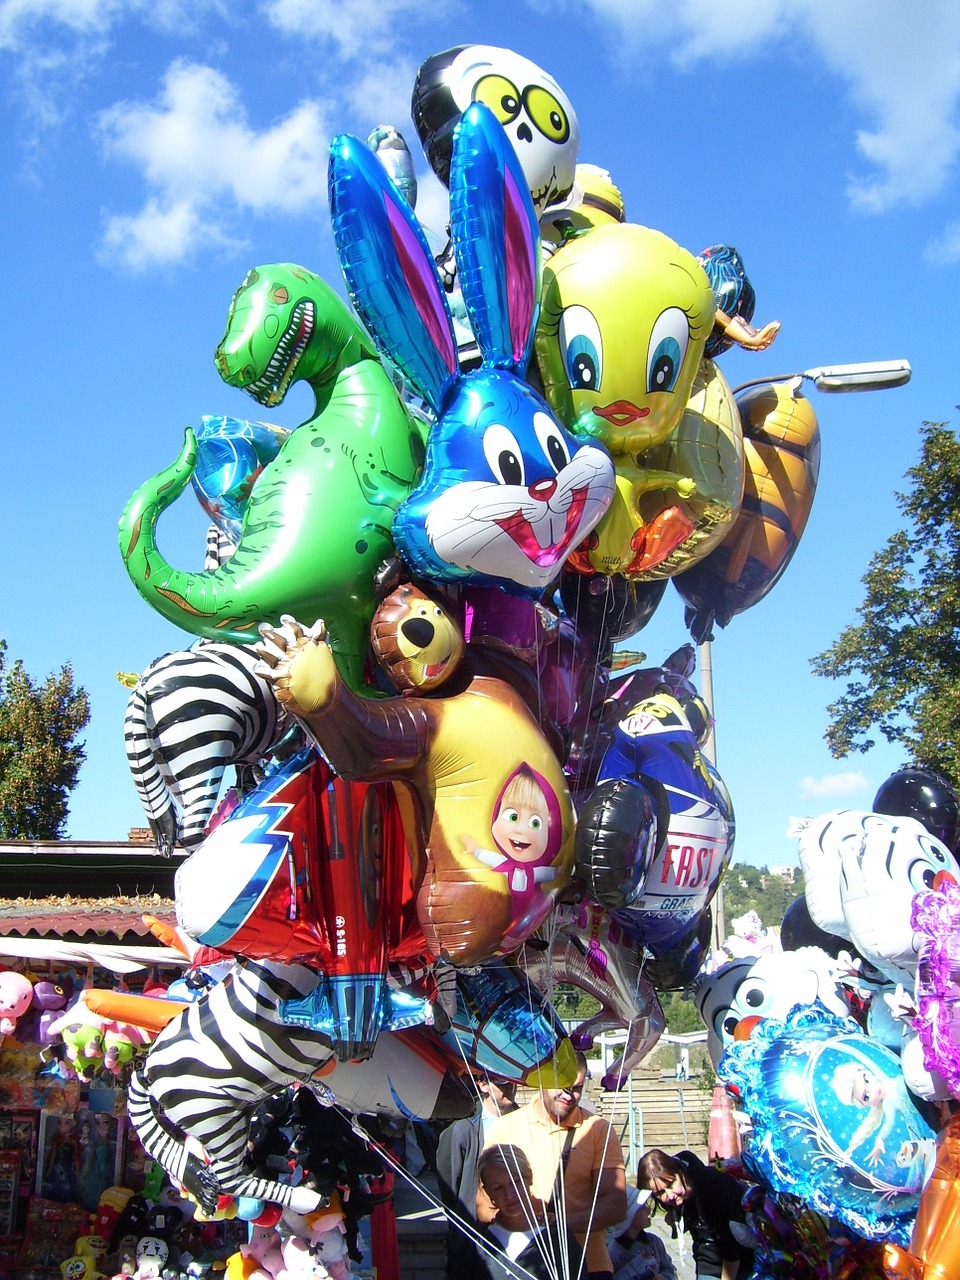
[
  {"xmin": 95, "ymin": 60, "xmax": 331, "ymax": 270},
  {"xmin": 799, "ymin": 771, "xmax": 871, "ymax": 799},
  {"xmin": 573, "ymin": 0, "xmax": 960, "ymax": 214},
  {"xmin": 262, "ymin": 0, "xmax": 431, "ymax": 60}
]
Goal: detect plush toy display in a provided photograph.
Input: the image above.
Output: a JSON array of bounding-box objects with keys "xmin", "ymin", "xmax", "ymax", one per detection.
[{"xmin": 0, "ymin": 971, "xmax": 33, "ymax": 1036}]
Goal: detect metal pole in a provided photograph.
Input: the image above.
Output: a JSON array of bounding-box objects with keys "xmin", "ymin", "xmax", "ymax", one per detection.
[{"xmin": 698, "ymin": 640, "xmax": 726, "ymax": 951}]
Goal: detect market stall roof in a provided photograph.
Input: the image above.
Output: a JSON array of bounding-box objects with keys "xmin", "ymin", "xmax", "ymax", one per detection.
[
  {"xmin": 0, "ymin": 834, "xmax": 185, "ymax": 960},
  {"xmin": 0, "ymin": 935, "xmax": 188, "ymax": 974}
]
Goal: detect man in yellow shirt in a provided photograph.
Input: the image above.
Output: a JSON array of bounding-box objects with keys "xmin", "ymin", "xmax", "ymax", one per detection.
[{"xmin": 480, "ymin": 1051, "xmax": 627, "ymax": 1279}]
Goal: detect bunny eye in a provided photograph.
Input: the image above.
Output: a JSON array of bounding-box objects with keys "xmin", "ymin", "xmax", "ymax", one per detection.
[
  {"xmin": 523, "ymin": 85, "xmax": 570, "ymax": 144},
  {"xmin": 483, "ymin": 424, "xmax": 526, "ymax": 486},
  {"xmin": 473, "ymin": 74, "xmax": 522, "ymax": 126},
  {"xmin": 534, "ymin": 411, "xmax": 571, "ymax": 475},
  {"xmin": 646, "ymin": 307, "xmax": 690, "ymax": 395},
  {"xmin": 559, "ymin": 305, "xmax": 602, "ymax": 392}
]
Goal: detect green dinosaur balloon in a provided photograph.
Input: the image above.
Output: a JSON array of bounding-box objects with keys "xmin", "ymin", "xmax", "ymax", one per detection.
[{"xmin": 118, "ymin": 263, "xmax": 424, "ymax": 691}]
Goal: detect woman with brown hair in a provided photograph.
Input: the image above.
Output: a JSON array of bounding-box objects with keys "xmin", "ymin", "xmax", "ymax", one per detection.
[{"xmin": 636, "ymin": 1149, "xmax": 753, "ymax": 1280}]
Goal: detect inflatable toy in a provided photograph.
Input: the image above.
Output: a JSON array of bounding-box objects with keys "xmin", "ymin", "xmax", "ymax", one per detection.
[
  {"xmin": 191, "ymin": 415, "xmax": 289, "ymax": 546},
  {"xmin": 330, "ymin": 102, "xmax": 613, "ymax": 596},
  {"xmin": 411, "ymin": 44, "xmax": 579, "ymax": 216},
  {"xmin": 251, "ymin": 585, "xmax": 575, "ymax": 965},
  {"xmin": 719, "ymin": 1003, "xmax": 935, "ymax": 1245},
  {"xmin": 535, "ymin": 221, "xmax": 719, "ymax": 579},
  {"xmin": 118, "ymin": 263, "xmax": 423, "ymax": 691},
  {"xmin": 584, "ymin": 691, "xmax": 733, "ymax": 956},
  {"xmin": 696, "ymin": 244, "xmax": 781, "ymax": 359},
  {"xmin": 874, "ymin": 766, "xmax": 960, "ymax": 856},
  {"xmin": 675, "ymin": 379, "xmax": 820, "ymax": 643}
]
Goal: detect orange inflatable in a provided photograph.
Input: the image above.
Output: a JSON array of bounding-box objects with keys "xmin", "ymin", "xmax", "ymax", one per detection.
[{"xmin": 884, "ymin": 1111, "xmax": 960, "ymax": 1280}]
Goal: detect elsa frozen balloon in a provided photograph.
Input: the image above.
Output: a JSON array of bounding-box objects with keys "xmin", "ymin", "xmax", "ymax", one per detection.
[{"xmin": 719, "ymin": 1003, "xmax": 935, "ymax": 1244}]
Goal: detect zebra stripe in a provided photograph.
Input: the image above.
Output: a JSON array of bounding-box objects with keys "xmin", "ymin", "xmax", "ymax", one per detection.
[
  {"xmin": 204, "ymin": 523, "xmax": 236, "ymax": 572},
  {"xmin": 124, "ymin": 640, "xmax": 286, "ymax": 855},
  {"xmin": 128, "ymin": 960, "xmax": 332, "ymax": 1214}
]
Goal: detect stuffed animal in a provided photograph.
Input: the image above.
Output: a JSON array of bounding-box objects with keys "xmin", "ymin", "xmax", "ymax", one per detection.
[
  {"xmin": 47, "ymin": 1011, "xmax": 106, "ymax": 1081},
  {"xmin": 0, "ymin": 971, "xmax": 33, "ymax": 1036},
  {"xmin": 276, "ymin": 1233, "xmax": 327, "ymax": 1280},
  {"xmin": 102, "ymin": 1021, "xmax": 149, "ymax": 1075},
  {"xmin": 237, "ymin": 1222, "xmax": 284, "ymax": 1280},
  {"xmin": 132, "ymin": 1235, "xmax": 169, "ymax": 1279},
  {"xmin": 60, "ymin": 1255, "xmax": 102, "ymax": 1280},
  {"xmin": 16, "ymin": 976, "xmax": 69, "ymax": 1043}
]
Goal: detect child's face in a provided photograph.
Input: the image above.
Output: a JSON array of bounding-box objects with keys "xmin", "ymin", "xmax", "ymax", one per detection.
[
  {"xmin": 480, "ymin": 1166, "xmax": 531, "ymax": 1231},
  {"xmin": 492, "ymin": 802, "xmax": 549, "ymax": 862},
  {"xmin": 631, "ymin": 1204, "xmax": 651, "ymax": 1231}
]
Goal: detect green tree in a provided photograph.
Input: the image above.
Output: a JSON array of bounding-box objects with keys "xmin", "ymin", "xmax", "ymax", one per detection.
[
  {"xmin": 811, "ymin": 421, "xmax": 960, "ymax": 788},
  {"xmin": 719, "ymin": 864, "xmax": 802, "ymax": 930},
  {"xmin": 0, "ymin": 640, "xmax": 90, "ymax": 839}
]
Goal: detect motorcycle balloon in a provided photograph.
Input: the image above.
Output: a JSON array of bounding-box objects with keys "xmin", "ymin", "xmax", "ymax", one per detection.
[
  {"xmin": 591, "ymin": 692, "xmax": 733, "ymax": 955},
  {"xmin": 573, "ymin": 776, "xmax": 660, "ymax": 909}
]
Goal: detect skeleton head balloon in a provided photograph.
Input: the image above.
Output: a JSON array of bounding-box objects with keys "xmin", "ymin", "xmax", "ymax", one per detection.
[{"xmin": 412, "ymin": 44, "xmax": 580, "ymax": 214}]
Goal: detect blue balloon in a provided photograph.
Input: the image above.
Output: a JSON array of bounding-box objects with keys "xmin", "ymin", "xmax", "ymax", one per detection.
[
  {"xmin": 719, "ymin": 1002, "xmax": 935, "ymax": 1245},
  {"xmin": 440, "ymin": 961, "xmax": 572, "ymax": 1085},
  {"xmin": 191, "ymin": 414, "xmax": 289, "ymax": 543},
  {"xmin": 330, "ymin": 103, "xmax": 613, "ymax": 597},
  {"xmin": 592, "ymin": 692, "xmax": 733, "ymax": 955}
]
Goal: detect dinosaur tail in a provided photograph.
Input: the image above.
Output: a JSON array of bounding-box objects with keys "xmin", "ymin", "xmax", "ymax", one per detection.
[{"xmin": 117, "ymin": 430, "xmax": 261, "ymax": 644}]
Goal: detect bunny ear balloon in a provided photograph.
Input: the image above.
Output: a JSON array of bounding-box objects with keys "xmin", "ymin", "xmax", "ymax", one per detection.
[{"xmin": 330, "ymin": 103, "xmax": 614, "ymax": 597}]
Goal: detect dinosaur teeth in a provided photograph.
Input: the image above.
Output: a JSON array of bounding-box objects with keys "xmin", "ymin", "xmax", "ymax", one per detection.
[{"xmin": 245, "ymin": 300, "xmax": 316, "ymax": 407}]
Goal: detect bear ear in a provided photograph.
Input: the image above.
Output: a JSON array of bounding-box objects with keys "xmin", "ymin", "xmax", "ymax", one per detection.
[
  {"xmin": 448, "ymin": 102, "xmax": 541, "ymax": 373},
  {"xmin": 329, "ymin": 132, "xmax": 458, "ymax": 413}
]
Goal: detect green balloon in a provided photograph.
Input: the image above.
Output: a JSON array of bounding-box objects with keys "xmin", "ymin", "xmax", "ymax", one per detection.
[{"xmin": 118, "ymin": 263, "xmax": 424, "ymax": 691}]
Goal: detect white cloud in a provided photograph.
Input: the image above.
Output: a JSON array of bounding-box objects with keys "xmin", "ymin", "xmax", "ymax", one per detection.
[
  {"xmin": 799, "ymin": 771, "xmax": 871, "ymax": 799},
  {"xmin": 575, "ymin": 0, "xmax": 960, "ymax": 214},
  {"xmin": 95, "ymin": 60, "xmax": 332, "ymax": 270},
  {"xmin": 0, "ymin": 0, "xmax": 222, "ymax": 46},
  {"xmin": 262, "ymin": 0, "xmax": 427, "ymax": 60},
  {"xmin": 0, "ymin": 0, "xmax": 122, "ymax": 47},
  {"xmin": 925, "ymin": 220, "xmax": 960, "ymax": 266},
  {"xmin": 341, "ymin": 55, "xmax": 420, "ymax": 134}
]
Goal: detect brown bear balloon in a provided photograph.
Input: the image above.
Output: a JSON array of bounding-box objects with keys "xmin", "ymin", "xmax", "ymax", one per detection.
[{"xmin": 256, "ymin": 584, "xmax": 574, "ymax": 965}]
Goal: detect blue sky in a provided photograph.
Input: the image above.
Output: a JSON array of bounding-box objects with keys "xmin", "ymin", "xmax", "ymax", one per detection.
[{"xmin": 1, "ymin": 0, "xmax": 958, "ymax": 870}]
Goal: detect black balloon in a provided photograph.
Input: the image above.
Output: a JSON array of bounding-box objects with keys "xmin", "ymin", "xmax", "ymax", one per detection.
[
  {"xmin": 573, "ymin": 776, "xmax": 660, "ymax": 909},
  {"xmin": 873, "ymin": 767, "xmax": 960, "ymax": 856},
  {"xmin": 780, "ymin": 894, "xmax": 850, "ymax": 958},
  {"xmin": 642, "ymin": 909, "xmax": 713, "ymax": 990},
  {"xmin": 559, "ymin": 569, "xmax": 667, "ymax": 658}
]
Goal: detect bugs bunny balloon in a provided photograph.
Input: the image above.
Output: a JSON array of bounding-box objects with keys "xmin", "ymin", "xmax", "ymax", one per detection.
[{"xmin": 329, "ymin": 102, "xmax": 614, "ymax": 597}]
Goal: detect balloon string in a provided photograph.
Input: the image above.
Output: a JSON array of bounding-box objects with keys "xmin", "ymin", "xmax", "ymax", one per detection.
[{"xmin": 347, "ymin": 1107, "xmax": 559, "ymax": 1280}]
